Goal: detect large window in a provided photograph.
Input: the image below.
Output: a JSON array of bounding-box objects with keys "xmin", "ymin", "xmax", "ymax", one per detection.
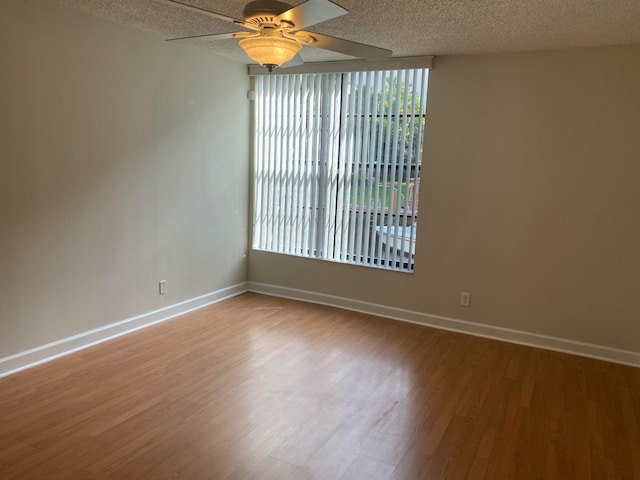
[{"xmin": 252, "ymin": 67, "xmax": 429, "ymax": 271}]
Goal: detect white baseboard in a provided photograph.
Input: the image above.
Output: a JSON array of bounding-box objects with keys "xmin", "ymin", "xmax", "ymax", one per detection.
[
  {"xmin": 4, "ymin": 281, "xmax": 636, "ymax": 378},
  {"xmin": 0, "ymin": 283, "xmax": 248, "ymax": 378},
  {"xmin": 248, "ymin": 282, "xmax": 640, "ymax": 369}
]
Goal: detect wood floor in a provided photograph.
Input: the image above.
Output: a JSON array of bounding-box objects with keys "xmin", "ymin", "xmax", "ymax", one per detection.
[{"xmin": 1, "ymin": 293, "xmax": 638, "ymax": 479}]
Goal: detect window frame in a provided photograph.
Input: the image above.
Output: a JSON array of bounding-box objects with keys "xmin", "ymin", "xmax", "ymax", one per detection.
[{"xmin": 249, "ymin": 58, "xmax": 431, "ymax": 272}]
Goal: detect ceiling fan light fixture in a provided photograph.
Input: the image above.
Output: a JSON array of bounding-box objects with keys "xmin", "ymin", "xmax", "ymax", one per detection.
[{"xmin": 239, "ymin": 34, "xmax": 301, "ymax": 71}]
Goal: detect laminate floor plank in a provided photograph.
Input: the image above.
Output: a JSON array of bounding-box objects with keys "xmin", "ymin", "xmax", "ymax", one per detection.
[{"xmin": 1, "ymin": 293, "xmax": 638, "ymax": 479}]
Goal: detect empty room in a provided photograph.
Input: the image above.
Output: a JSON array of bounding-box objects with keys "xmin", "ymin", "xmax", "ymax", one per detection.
[{"xmin": 1, "ymin": 0, "xmax": 639, "ymax": 478}]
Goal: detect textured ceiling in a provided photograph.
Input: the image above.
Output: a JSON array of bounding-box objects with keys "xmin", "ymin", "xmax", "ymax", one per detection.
[{"xmin": 54, "ymin": 0, "xmax": 640, "ymax": 64}]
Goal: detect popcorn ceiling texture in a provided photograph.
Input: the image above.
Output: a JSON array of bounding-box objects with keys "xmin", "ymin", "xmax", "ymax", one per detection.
[{"xmin": 54, "ymin": 0, "xmax": 640, "ymax": 63}]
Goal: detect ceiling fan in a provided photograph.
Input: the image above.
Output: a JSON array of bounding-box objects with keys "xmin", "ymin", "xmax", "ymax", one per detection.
[{"xmin": 157, "ymin": 0, "xmax": 392, "ymax": 72}]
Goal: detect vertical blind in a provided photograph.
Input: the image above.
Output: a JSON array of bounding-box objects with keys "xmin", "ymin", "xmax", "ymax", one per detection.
[{"xmin": 253, "ymin": 68, "xmax": 429, "ymax": 271}]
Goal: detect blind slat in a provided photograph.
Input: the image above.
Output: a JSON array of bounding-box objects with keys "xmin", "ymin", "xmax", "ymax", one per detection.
[
  {"xmin": 291, "ymin": 75, "xmax": 302, "ymax": 255},
  {"xmin": 366, "ymin": 71, "xmax": 382, "ymax": 262}
]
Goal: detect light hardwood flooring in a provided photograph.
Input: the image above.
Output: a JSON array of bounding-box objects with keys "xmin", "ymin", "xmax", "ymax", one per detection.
[{"xmin": 1, "ymin": 293, "xmax": 639, "ymax": 479}]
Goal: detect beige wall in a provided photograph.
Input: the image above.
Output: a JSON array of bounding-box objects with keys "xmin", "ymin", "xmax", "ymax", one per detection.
[
  {"xmin": 249, "ymin": 45, "xmax": 640, "ymax": 353},
  {"xmin": 0, "ymin": 1, "xmax": 249, "ymax": 357}
]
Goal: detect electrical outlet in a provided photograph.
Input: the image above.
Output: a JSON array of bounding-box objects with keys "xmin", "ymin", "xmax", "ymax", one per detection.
[
  {"xmin": 460, "ymin": 292, "xmax": 471, "ymax": 307},
  {"xmin": 159, "ymin": 280, "xmax": 167, "ymax": 295}
]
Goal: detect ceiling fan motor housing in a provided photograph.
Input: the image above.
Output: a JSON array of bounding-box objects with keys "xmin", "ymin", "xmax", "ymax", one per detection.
[{"xmin": 242, "ymin": 0, "xmax": 293, "ymax": 26}]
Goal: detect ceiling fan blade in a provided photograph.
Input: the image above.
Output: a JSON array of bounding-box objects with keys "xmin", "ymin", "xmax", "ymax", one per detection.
[
  {"xmin": 281, "ymin": 54, "xmax": 305, "ymax": 68},
  {"xmin": 274, "ymin": 0, "xmax": 347, "ymax": 30},
  {"xmin": 156, "ymin": 0, "xmax": 257, "ymax": 30},
  {"xmin": 165, "ymin": 32, "xmax": 241, "ymax": 42},
  {"xmin": 305, "ymin": 32, "xmax": 392, "ymax": 59}
]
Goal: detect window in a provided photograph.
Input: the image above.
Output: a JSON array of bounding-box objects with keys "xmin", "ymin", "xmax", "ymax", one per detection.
[{"xmin": 252, "ymin": 67, "xmax": 429, "ymax": 271}]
